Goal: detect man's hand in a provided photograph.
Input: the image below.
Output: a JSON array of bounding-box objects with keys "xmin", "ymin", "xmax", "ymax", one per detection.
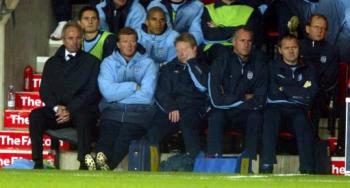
[
  {"xmin": 245, "ymin": 94, "xmax": 254, "ymax": 100},
  {"xmin": 207, "ymin": 21, "xmax": 217, "ymax": 28},
  {"xmin": 169, "ymin": 110, "xmax": 180, "ymax": 123},
  {"xmin": 56, "ymin": 105, "xmax": 70, "ymax": 124}
]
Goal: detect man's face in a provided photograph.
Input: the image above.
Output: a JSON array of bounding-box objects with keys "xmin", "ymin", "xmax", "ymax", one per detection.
[
  {"xmin": 306, "ymin": 17, "xmax": 327, "ymax": 41},
  {"xmin": 146, "ymin": 10, "xmax": 166, "ymax": 35},
  {"xmin": 176, "ymin": 41, "xmax": 197, "ymax": 63},
  {"xmin": 79, "ymin": 10, "xmax": 99, "ymax": 34},
  {"xmin": 113, "ymin": 0, "xmax": 127, "ymax": 7},
  {"xmin": 278, "ymin": 38, "xmax": 299, "ymax": 65},
  {"xmin": 63, "ymin": 26, "xmax": 82, "ymax": 53},
  {"xmin": 117, "ymin": 34, "xmax": 137, "ymax": 60},
  {"xmin": 232, "ymin": 29, "xmax": 253, "ymax": 60}
]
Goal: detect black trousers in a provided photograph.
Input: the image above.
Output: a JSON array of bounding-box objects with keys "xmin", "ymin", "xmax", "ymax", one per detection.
[
  {"xmin": 96, "ymin": 119, "xmax": 149, "ymax": 169},
  {"xmin": 261, "ymin": 105, "xmax": 315, "ymax": 172},
  {"xmin": 147, "ymin": 108, "xmax": 202, "ymax": 157},
  {"xmin": 207, "ymin": 108, "xmax": 262, "ymax": 159},
  {"xmin": 29, "ymin": 106, "xmax": 97, "ymax": 163}
]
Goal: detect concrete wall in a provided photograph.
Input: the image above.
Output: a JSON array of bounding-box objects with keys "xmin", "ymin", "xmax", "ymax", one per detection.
[{"xmin": 0, "ymin": 0, "xmax": 54, "ymax": 126}]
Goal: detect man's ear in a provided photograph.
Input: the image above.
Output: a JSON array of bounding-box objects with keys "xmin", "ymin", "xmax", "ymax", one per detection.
[
  {"xmin": 278, "ymin": 47, "xmax": 282, "ymax": 54},
  {"xmin": 305, "ymin": 25, "xmax": 310, "ymax": 35}
]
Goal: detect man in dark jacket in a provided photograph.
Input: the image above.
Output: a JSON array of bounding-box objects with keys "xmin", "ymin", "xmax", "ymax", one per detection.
[
  {"xmin": 207, "ymin": 26, "xmax": 268, "ymax": 159},
  {"xmin": 29, "ymin": 22, "xmax": 100, "ymax": 169},
  {"xmin": 148, "ymin": 33, "xmax": 207, "ymax": 157},
  {"xmin": 261, "ymin": 34, "xmax": 318, "ymax": 174},
  {"xmin": 300, "ymin": 13, "xmax": 338, "ymax": 137}
]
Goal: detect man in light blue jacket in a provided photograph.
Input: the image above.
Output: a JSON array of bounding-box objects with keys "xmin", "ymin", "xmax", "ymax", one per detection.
[
  {"xmin": 84, "ymin": 27, "xmax": 159, "ymax": 171},
  {"xmin": 96, "ymin": 0, "xmax": 146, "ymax": 33},
  {"xmin": 147, "ymin": 0, "xmax": 204, "ymax": 44},
  {"xmin": 136, "ymin": 7, "xmax": 179, "ymax": 65}
]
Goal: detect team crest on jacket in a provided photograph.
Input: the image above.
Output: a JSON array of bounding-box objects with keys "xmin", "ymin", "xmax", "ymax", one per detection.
[
  {"xmin": 247, "ymin": 71, "xmax": 253, "ymax": 80},
  {"xmin": 297, "ymin": 74, "xmax": 303, "ymax": 81},
  {"xmin": 320, "ymin": 56, "xmax": 327, "ymax": 63}
]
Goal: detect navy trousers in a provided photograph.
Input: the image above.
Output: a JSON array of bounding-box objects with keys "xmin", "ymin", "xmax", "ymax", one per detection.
[{"xmin": 261, "ymin": 105, "xmax": 315, "ymax": 173}]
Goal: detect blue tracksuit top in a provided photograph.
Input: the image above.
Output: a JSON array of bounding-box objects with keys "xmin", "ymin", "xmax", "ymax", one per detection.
[
  {"xmin": 147, "ymin": 0, "xmax": 204, "ymax": 44},
  {"xmin": 136, "ymin": 25, "xmax": 179, "ymax": 64},
  {"xmin": 97, "ymin": 0, "xmax": 146, "ymax": 32},
  {"xmin": 98, "ymin": 50, "xmax": 159, "ymax": 106}
]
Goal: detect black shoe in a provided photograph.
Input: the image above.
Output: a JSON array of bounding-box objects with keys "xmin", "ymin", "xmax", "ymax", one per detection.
[
  {"xmin": 79, "ymin": 162, "xmax": 88, "ymax": 170},
  {"xmin": 34, "ymin": 161, "xmax": 43, "ymax": 169},
  {"xmin": 260, "ymin": 164, "xmax": 273, "ymax": 174}
]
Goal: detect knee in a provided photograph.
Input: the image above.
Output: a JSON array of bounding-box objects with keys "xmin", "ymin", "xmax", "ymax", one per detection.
[{"xmin": 294, "ymin": 113, "xmax": 308, "ymax": 125}]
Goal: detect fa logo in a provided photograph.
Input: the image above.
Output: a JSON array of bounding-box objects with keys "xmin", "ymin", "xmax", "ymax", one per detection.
[{"xmin": 247, "ymin": 71, "xmax": 254, "ymax": 80}]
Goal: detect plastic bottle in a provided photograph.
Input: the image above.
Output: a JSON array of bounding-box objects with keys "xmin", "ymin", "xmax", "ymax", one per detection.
[
  {"xmin": 7, "ymin": 85, "xmax": 15, "ymax": 109},
  {"xmin": 23, "ymin": 65, "xmax": 33, "ymax": 91}
]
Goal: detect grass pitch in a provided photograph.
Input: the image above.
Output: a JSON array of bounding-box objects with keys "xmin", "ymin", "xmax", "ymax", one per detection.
[{"xmin": 0, "ymin": 170, "xmax": 350, "ymax": 188}]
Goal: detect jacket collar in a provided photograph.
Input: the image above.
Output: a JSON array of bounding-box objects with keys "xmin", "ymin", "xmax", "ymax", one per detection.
[
  {"xmin": 140, "ymin": 24, "xmax": 172, "ymax": 41},
  {"xmin": 275, "ymin": 57, "xmax": 306, "ymax": 70},
  {"xmin": 303, "ymin": 37, "xmax": 326, "ymax": 48},
  {"xmin": 55, "ymin": 45, "xmax": 83, "ymax": 59}
]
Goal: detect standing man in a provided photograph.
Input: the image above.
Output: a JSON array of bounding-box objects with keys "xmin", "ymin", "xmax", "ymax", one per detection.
[
  {"xmin": 78, "ymin": 6, "xmax": 116, "ymax": 60},
  {"xmin": 300, "ymin": 14, "xmax": 338, "ymax": 137},
  {"xmin": 148, "ymin": 33, "xmax": 207, "ymax": 158},
  {"xmin": 207, "ymin": 26, "xmax": 268, "ymax": 159},
  {"xmin": 261, "ymin": 34, "xmax": 318, "ymax": 174},
  {"xmin": 85, "ymin": 27, "xmax": 158, "ymax": 171},
  {"xmin": 136, "ymin": 7, "xmax": 179, "ymax": 65},
  {"xmin": 30, "ymin": 22, "xmax": 100, "ymax": 169}
]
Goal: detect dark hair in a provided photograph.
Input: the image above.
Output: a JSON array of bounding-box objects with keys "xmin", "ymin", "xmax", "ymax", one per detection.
[
  {"xmin": 146, "ymin": 6, "xmax": 166, "ymax": 20},
  {"xmin": 232, "ymin": 25, "xmax": 254, "ymax": 40},
  {"xmin": 117, "ymin": 27, "xmax": 138, "ymax": 42},
  {"xmin": 174, "ymin": 32, "xmax": 197, "ymax": 47},
  {"xmin": 78, "ymin": 5, "xmax": 99, "ymax": 20},
  {"xmin": 306, "ymin": 13, "xmax": 328, "ymax": 28},
  {"xmin": 278, "ymin": 34, "xmax": 299, "ymax": 47},
  {"xmin": 62, "ymin": 21, "xmax": 83, "ymax": 38}
]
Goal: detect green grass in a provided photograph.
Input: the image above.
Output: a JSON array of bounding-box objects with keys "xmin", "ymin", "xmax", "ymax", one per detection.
[{"xmin": 0, "ymin": 170, "xmax": 350, "ymax": 188}]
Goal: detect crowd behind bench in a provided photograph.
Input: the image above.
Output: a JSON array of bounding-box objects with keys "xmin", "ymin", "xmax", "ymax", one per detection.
[{"xmin": 30, "ymin": 0, "xmax": 349, "ymax": 174}]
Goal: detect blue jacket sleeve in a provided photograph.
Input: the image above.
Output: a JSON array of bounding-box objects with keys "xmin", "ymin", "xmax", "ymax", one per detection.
[
  {"xmin": 126, "ymin": 3, "xmax": 147, "ymax": 30},
  {"xmin": 188, "ymin": 4, "xmax": 204, "ymax": 45},
  {"xmin": 98, "ymin": 60, "xmax": 137, "ymax": 102},
  {"xmin": 122, "ymin": 61, "xmax": 159, "ymax": 104},
  {"xmin": 187, "ymin": 58, "xmax": 208, "ymax": 92}
]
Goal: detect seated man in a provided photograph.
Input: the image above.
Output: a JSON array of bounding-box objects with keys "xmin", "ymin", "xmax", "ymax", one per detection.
[
  {"xmin": 148, "ymin": 33, "xmax": 207, "ymax": 157},
  {"xmin": 300, "ymin": 14, "xmax": 338, "ymax": 137},
  {"xmin": 85, "ymin": 27, "xmax": 158, "ymax": 171},
  {"xmin": 207, "ymin": 26, "xmax": 268, "ymax": 159},
  {"xmin": 261, "ymin": 34, "xmax": 318, "ymax": 174},
  {"xmin": 147, "ymin": 0, "xmax": 204, "ymax": 44},
  {"xmin": 136, "ymin": 7, "xmax": 179, "ymax": 64},
  {"xmin": 29, "ymin": 22, "xmax": 100, "ymax": 169},
  {"xmin": 96, "ymin": 0, "xmax": 146, "ymax": 33},
  {"xmin": 78, "ymin": 6, "xmax": 116, "ymax": 60}
]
